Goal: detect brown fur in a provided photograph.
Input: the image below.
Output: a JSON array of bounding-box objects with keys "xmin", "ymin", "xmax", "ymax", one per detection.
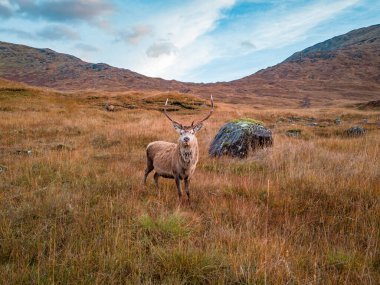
[
  {"xmin": 144, "ymin": 95, "xmax": 213, "ymax": 203},
  {"xmin": 144, "ymin": 137, "xmax": 199, "ymax": 203}
]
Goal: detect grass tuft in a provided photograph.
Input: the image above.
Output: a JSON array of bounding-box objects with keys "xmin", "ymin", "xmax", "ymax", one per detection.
[
  {"xmin": 152, "ymin": 247, "xmax": 232, "ymax": 284},
  {"xmin": 138, "ymin": 213, "xmax": 193, "ymax": 241}
]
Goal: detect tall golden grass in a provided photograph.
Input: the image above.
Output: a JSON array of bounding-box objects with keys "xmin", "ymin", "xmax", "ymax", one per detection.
[{"xmin": 0, "ymin": 82, "xmax": 379, "ymax": 284}]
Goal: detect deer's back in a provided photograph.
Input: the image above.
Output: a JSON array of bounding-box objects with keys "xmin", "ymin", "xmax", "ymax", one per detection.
[{"xmin": 147, "ymin": 141, "xmax": 177, "ymax": 157}]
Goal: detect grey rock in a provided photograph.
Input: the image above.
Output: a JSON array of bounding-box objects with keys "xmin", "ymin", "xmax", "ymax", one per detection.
[
  {"xmin": 104, "ymin": 103, "xmax": 115, "ymax": 112},
  {"xmin": 209, "ymin": 120, "xmax": 273, "ymax": 158},
  {"xmin": 88, "ymin": 63, "xmax": 110, "ymax": 71},
  {"xmin": 51, "ymin": 143, "xmax": 74, "ymax": 151},
  {"xmin": 15, "ymin": 149, "xmax": 32, "ymax": 155},
  {"xmin": 287, "ymin": 116, "xmax": 302, "ymax": 122},
  {"xmin": 123, "ymin": 104, "xmax": 137, "ymax": 109},
  {"xmin": 344, "ymin": 126, "xmax": 365, "ymax": 137},
  {"xmin": 0, "ymin": 165, "xmax": 7, "ymax": 173},
  {"xmin": 286, "ymin": 129, "xmax": 302, "ymax": 137}
]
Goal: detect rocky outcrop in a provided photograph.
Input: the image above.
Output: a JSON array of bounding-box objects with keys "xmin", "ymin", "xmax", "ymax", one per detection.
[{"xmin": 209, "ymin": 119, "xmax": 273, "ymax": 158}]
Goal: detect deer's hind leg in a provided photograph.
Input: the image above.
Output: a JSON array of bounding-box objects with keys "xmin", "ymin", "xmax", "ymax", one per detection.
[
  {"xmin": 154, "ymin": 172, "xmax": 160, "ymax": 188},
  {"xmin": 144, "ymin": 155, "xmax": 154, "ymax": 186}
]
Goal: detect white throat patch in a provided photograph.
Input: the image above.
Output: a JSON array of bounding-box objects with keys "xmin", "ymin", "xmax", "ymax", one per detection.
[{"xmin": 180, "ymin": 148, "xmax": 193, "ymax": 163}]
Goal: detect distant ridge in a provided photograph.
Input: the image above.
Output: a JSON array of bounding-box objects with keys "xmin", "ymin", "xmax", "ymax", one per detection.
[
  {"xmin": 1, "ymin": 24, "xmax": 379, "ymax": 106},
  {"xmin": 219, "ymin": 24, "xmax": 380, "ymax": 104},
  {"xmin": 285, "ymin": 24, "xmax": 380, "ymax": 62},
  {"xmin": 0, "ymin": 41, "xmax": 185, "ymax": 91}
]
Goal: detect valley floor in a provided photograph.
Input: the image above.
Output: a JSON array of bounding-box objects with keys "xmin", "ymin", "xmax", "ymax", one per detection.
[{"xmin": 0, "ymin": 82, "xmax": 379, "ymax": 284}]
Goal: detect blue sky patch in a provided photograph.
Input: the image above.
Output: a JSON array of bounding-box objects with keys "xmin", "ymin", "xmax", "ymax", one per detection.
[{"xmin": 0, "ymin": 0, "xmax": 379, "ymax": 82}]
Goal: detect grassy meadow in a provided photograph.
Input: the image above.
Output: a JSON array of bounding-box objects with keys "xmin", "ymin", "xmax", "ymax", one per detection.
[{"xmin": 0, "ymin": 81, "xmax": 379, "ymax": 284}]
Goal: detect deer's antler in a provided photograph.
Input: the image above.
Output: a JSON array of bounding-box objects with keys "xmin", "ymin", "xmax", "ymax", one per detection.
[{"xmin": 164, "ymin": 98, "xmax": 182, "ymax": 126}]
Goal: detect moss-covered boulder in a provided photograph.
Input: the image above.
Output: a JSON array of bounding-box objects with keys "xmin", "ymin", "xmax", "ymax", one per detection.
[{"xmin": 209, "ymin": 118, "xmax": 273, "ymax": 158}]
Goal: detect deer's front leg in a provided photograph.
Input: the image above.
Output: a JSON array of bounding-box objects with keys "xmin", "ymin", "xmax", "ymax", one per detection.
[
  {"xmin": 184, "ymin": 178, "xmax": 190, "ymax": 204},
  {"xmin": 175, "ymin": 176, "xmax": 182, "ymax": 203}
]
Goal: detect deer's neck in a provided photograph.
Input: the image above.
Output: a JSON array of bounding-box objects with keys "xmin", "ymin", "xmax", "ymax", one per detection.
[{"xmin": 178, "ymin": 141, "xmax": 198, "ymax": 166}]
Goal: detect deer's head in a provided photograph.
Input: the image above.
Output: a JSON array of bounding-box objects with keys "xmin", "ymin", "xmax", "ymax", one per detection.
[{"xmin": 164, "ymin": 95, "xmax": 214, "ymax": 147}]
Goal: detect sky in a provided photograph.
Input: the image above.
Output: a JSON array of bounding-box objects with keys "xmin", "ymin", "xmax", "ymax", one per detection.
[{"xmin": 0, "ymin": 0, "xmax": 379, "ymax": 82}]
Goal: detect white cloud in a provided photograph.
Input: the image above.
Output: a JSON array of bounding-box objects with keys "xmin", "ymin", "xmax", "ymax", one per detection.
[
  {"xmin": 133, "ymin": 0, "xmax": 236, "ymax": 78},
  {"xmin": 118, "ymin": 25, "xmax": 152, "ymax": 44},
  {"xmin": 146, "ymin": 41, "xmax": 177, "ymax": 58},
  {"xmin": 129, "ymin": 0, "xmax": 360, "ymax": 81}
]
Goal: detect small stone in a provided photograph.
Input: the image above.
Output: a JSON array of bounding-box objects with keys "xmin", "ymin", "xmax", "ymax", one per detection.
[
  {"xmin": 104, "ymin": 103, "xmax": 115, "ymax": 112},
  {"xmin": 286, "ymin": 129, "xmax": 302, "ymax": 137},
  {"xmin": 344, "ymin": 126, "xmax": 365, "ymax": 137},
  {"xmin": 15, "ymin": 149, "xmax": 32, "ymax": 155},
  {"xmin": 0, "ymin": 165, "xmax": 8, "ymax": 173},
  {"xmin": 51, "ymin": 143, "xmax": 74, "ymax": 151},
  {"xmin": 123, "ymin": 104, "xmax": 137, "ymax": 109}
]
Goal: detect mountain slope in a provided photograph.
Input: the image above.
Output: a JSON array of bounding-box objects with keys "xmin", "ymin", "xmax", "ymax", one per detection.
[
  {"xmin": 285, "ymin": 24, "xmax": 380, "ymax": 61},
  {"xmin": 257, "ymin": 24, "xmax": 380, "ymax": 82},
  {"xmin": 0, "ymin": 24, "xmax": 379, "ymax": 107},
  {"xmin": 222, "ymin": 24, "xmax": 380, "ymax": 103},
  {"xmin": 0, "ymin": 41, "xmax": 186, "ymax": 91}
]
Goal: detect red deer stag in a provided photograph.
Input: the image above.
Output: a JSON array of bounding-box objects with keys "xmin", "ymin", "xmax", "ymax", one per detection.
[{"xmin": 144, "ymin": 96, "xmax": 214, "ymax": 204}]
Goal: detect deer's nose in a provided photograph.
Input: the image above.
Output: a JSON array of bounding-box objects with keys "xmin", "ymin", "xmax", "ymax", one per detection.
[{"xmin": 183, "ymin": 137, "xmax": 190, "ymax": 142}]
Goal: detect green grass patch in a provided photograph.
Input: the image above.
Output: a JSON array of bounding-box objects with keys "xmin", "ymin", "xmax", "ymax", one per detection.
[
  {"xmin": 202, "ymin": 161, "xmax": 265, "ymax": 175},
  {"xmin": 230, "ymin": 117, "xmax": 264, "ymax": 126},
  {"xmin": 138, "ymin": 213, "xmax": 192, "ymax": 241},
  {"xmin": 326, "ymin": 249, "xmax": 356, "ymax": 272},
  {"xmin": 152, "ymin": 247, "xmax": 232, "ymax": 284}
]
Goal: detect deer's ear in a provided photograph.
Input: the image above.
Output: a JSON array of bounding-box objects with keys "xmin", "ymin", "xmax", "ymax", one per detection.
[
  {"xmin": 173, "ymin": 123, "xmax": 183, "ymax": 133},
  {"xmin": 193, "ymin": 123, "xmax": 203, "ymax": 133}
]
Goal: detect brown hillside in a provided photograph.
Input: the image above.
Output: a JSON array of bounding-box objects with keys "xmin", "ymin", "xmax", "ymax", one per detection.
[
  {"xmin": 0, "ymin": 41, "xmax": 186, "ymax": 92},
  {"xmin": 219, "ymin": 24, "xmax": 380, "ymax": 104},
  {"xmin": 0, "ymin": 24, "xmax": 379, "ymax": 107}
]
